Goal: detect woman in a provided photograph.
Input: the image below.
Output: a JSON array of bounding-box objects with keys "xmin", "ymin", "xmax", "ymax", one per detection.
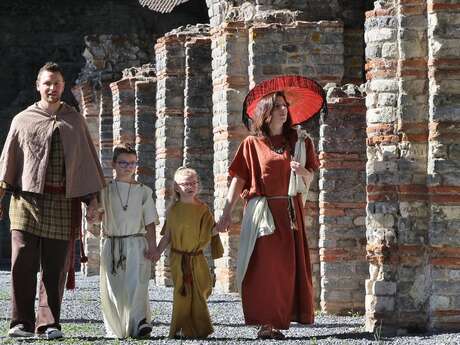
[{"xmin": 215, "ymin": 90, "xmax": 320, "ymax": 339}]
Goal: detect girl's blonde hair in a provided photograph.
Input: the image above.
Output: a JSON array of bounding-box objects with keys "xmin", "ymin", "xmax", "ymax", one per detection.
[{"xmin": 170, "ymin": 166, "xmax": 200, "ymax": 205}]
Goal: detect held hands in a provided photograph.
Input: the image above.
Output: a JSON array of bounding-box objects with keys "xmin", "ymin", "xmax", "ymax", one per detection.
[
  {"xmin": 86, "ymin": 198, "xmax": 103, "ymax": 224},
  {"xmin": 144, "ymin": 243, "xmax": 161, "ymax": 262},
  {"xmin": 215, "ymin": 211, "xmax": 231, "ymax": 233}
]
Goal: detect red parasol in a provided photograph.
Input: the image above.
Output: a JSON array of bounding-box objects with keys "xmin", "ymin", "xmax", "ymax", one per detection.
[{"xmin": 242, "ymin": 75, "xmax": 326, "ymax": 129}]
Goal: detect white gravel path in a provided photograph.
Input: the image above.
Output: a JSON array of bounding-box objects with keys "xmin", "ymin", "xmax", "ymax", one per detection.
[{"xmin": 0, "ymin": 272, "xmax": 459, "ymax": 344}]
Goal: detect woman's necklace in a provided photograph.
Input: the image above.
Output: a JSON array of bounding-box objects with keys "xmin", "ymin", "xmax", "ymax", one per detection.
[
  {"xmin": 114, "ymin": 180, "xmax": 132, "ymax": 211},
  {"xmin": 266, "ymin": 136, "xmax": 287, "ymax": 154}
]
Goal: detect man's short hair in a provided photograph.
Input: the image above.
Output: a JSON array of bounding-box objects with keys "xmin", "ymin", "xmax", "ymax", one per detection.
[
  {"xmin": 37, "ymin": 62, "xmax": 65, "ymax": 81},
  {"xmin": 113, "ymin": 143, "xmax": 137, "ymax": 162}
]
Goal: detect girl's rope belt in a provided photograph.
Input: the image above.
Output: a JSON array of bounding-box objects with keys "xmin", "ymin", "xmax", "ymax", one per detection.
[{"xmin": 170, "ymin": 248, "xmax": 203, "ymax": 296}]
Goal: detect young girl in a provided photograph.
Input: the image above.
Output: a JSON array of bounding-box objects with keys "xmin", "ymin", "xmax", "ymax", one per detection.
[
  {"xmin": 88, "ymin": 144, "xmax": 159, "ymax": 339},
  {"xmin": 156, "ymin": 167, "xmax": 223, "ymax": 338}
]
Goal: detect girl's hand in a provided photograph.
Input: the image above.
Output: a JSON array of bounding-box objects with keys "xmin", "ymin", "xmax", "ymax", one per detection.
[
  {"xmin": 290, "ymin": 161, "xmax": 313, "ymax": 177},
  {"xmin": 144, "ymin": 245, "xmax": 160, "ymax": 262},
  {"xmin": 87, "ymin": 223, "xmax": 100, "ymax": 237},
  {"xmin": 215, "ymin": 212, "xmax": 231, "ymax": 233}
]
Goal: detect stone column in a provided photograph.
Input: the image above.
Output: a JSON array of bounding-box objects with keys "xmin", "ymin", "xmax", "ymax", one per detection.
[
  {"xmin": 247, "ymin": 19, "xmax": 344, "ymax": 304},
  {"xmin": 364, "ymin": 1, "xmax": 400, "ymax": 333},
  {"xmin": 183, "ymin": 34, "xmax": 217, "ymax": 284},
  {"xmin": 183, "ymin": 35, "xmax": 214, "ymax": 207},
  {"xmin": 135, "ymin": 79, "xmax": 157, "ymax": 191},
  {"xmin": 319, "ymin": 85, "xmax": 367, "ymax": 314},
  {"xmin": 427, "ymin": 0, "xmax": 460, "ymax": 331},
  {"xmin": 154, "ymin": 33, "xmax": 187, "ymax": 286},
  {"xmin": 72, "ymin": 80, "xmax": 102, "ymax": 276},
  {"xmin": 365, "ymin": 0, "xmax": 432, "ymax": 333},
  {"xmin": 111, "ymin": 78, "xmax": 137, "ymax": 146},
  {"xmin": 211, "ymin": 22, "xmax": 249, "ymax": 292},
  {"xmin": 99, "ymin": 82, "xmax": 114, "ymax": 179}
]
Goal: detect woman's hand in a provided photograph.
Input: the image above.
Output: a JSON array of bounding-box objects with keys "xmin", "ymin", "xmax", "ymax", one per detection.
[
  {"xmin": 215, "ymin": 211, "xmax": 232, "ymax": 233},
  {"xmin": 215, "ymin": 176, "xmax": 246, "ymax": 233},
  {"xmin": 290, "ymin": 161, "xmax": 314, "ymax": 177},
  {"xmin": 144, "ymin": 244, "xmax": 160, "ymax": 262}
]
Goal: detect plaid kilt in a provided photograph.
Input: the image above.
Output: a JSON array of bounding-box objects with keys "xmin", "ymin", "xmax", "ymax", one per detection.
[{"xmin": 6, "ymin": 129, "xmax": 73, "ymax": 240}]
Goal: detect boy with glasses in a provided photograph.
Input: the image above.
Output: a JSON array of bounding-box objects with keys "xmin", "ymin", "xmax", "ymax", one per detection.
[{"xmin": 88, "ymin": 143, "xmax": 159, "ymax": 339}]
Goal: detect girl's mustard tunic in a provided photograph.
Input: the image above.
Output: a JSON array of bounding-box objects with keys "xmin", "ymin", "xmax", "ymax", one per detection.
[{"xmin": 164, "ymin": 201, "xmax": 223, "ymax": 338}]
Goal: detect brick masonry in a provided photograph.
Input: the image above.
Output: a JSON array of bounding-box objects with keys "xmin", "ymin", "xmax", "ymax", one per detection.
[
  {"xmin": 320, "ymin": 84, "xmax": 367, "ymax": 314},
  {"xmin": 37, "ymin": 0, "xmax": 460, "ymax": 335},
  {"xmin": 364, "ymin": 0, "xmax": 460, "ymax": 334},
  {"xmin": 154, "ymin": 31, "xmax": 187, "ymax": 286},
  {"xmin": 211, "ymin": 22, "xmax": 249, "ymax": 292},
  {"xmin": 135, "ymin": 77, "xmax": 157, "ymax": 191}
]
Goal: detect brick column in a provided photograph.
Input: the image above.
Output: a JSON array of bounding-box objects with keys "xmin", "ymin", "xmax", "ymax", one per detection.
[
  {"xmin": 111, "ymin": 78, "xmax": 136, "ymax": 146},
  {"xmin": 183, "ymin": 35, "xmax": 213, "ymax": 207},
  {"xmin": 99, "ymin": 82, "xmax": 114, "ymax": 179},
  {"xmin": 154, "ymin": 33, "xmax": 187, "ymax": 286},
  {"xmin": 135, "ymin": 80, "xmax": 157, "ymax": 191},
  {"xmin": 211, "ymin": 22, "xmax": 249, "ymax": 292},
  {"xmin": 302, "ymin": 118, "xmax": 321, "ymax": 307},
  {"xmin": 247, "ymin": 19, "xmax": 345, "ymax": 304},
  {"xmin": 73, "ymin": 80, "xmax": 102, "ymax": 276},
  {"xmin": 183, "ymin": 34, "xmax": 217, "ymax": 284},
  {"xmin": 364, "ymin": 2, "xmax": 400, "ymax": 333},
  {"xmin": 427, "ymin": 0, "xmax": 460, "ymax": 331},
  {"xmin": 319, "ymin": 85, "xmax": 367, "ymax": 314}
]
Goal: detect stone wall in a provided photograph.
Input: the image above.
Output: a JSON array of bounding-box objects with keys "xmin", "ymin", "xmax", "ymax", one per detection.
[
  {"xmin": 154, "ymin": 31, "xmax": 187, "ymax": 286},
  {"xmin": 183, "ymin": 34, "xmax": 214, "ymax": 207},
  {"xmin": 320, "ymin": 84, "xmax": 367, "ymax": 314},
  {"xmin": 0, "ymin": 0, "xmax": 209, "ymax": 269},
  {"xmin": 0, "ymin": 0, "xmax": 204, "ymax": 147},
  {"xmin": 8, "ymin": 0, "xmax": 460, "ymax": 335},
  {"xmin": 211, "ymin": 22, "xmax": 249, "ymax": 292},
  {"xmin": 426, "ymin": 0, "xmax": 460, "ymax": 331},
  {"xmin": 364, "ymin": 0, "xmax": 460, "ymax": 334}
]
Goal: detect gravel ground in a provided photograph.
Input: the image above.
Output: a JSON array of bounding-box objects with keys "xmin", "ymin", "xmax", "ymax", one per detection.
[{"xmin": 0, "ymin": 272, "xmax": 459, "ymax": 344}]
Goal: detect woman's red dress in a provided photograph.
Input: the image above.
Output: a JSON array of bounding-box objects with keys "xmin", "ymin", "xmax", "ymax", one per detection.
[{"xmin": 229, "ymin": 133, "xmax": 320, "ymax": 329}]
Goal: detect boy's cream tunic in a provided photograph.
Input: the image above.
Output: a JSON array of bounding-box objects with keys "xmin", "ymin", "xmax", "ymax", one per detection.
[{"xmin": 99, "ymin": 181, "xmax": 158, "ymax": 338}]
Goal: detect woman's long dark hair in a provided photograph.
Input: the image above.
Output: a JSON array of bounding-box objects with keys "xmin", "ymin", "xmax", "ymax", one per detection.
[{"xmin": 250, "ymin": 91, "xmax": 295, "ymax": 140}]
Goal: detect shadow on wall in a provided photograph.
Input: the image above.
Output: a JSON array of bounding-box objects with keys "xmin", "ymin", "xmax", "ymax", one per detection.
[
  {"xmin": 0, "ymin": 0, "xmax": 209, "ymax": 270},
  {"xmin": 0, "ymin": 0, "xmax": 209, "ymax": 146}
]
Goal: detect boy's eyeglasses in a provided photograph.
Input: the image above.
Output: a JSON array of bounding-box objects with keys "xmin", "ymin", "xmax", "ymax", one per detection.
[{"xmin": 116, "ymin": 160, "xmax": 137, "ymax": 168}]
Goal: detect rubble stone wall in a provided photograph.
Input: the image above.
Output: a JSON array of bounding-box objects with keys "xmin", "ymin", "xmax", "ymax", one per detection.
[{"xmin": 65, "ymin": 0, "xmax": 460, "ymax": 335}]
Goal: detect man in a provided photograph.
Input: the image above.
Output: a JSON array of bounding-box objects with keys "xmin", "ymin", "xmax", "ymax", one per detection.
[{"xmin": 0, "ymin": 62, "xmax": 105, "ymax": 339}]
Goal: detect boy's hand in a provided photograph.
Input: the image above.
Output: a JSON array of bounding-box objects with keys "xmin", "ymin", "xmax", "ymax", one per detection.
[
  {"xmin": 86, "ymin": 208, "xmax": 104, "ymax": 224},
  {"xmin": 87, "ymin": 223, "xmax": 100, "ymax": 237}
]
